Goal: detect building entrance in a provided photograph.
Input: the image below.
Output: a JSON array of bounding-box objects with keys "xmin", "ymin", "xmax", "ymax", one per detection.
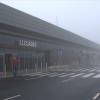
[
  {"xmin": 0, "ymin": 55, "xmax": 4, "ymax": 72},
  {"xmin": 18, "ymin": 54, "xmax": 36, "ymax": 74},
  {"xmin": 5, "ymin": 53, "xmax": 12, "ymax": 72},
  {"xmin": 17, "ymin": 51, "xmax": 47, "ymax": 75},
  {"xmin": 0, "ymin": 50, "xmax": 48, "ymax": 78},
  {"xmin": 0, "ymin": 53, "xmax": 13, "ymax": 78},
  {"xmin": 0, "ymin": 54, "xmax": 4, "ymax": 77}
]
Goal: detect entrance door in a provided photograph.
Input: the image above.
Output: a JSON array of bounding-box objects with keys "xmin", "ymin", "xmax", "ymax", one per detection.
[
  {"xmin": 5, "ymin": 53, "xmax": 12, "ymax": 72},
  {"xmin": 16, "ymin": 52, "xmax": 47, "ymax": 74},
  {"xmin": 0, "ymin": 55, "xmax": 4, "ymax": 72},
  {"xmin": 36, "ymin": 53, "xmax": 46, "ymax": 73},
  {"xmin": 0, "ymin": 54, "xmax": 4, "ymax": 78}
]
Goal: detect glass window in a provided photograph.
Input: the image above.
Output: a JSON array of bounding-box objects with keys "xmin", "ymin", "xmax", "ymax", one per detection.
[{"xmin": 0, "ymin": 55, "xmax": 3, "ymax": 72}]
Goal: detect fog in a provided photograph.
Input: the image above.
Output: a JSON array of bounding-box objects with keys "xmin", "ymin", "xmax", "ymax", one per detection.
[{"xmin": 0, "ymin": 0, "xmax": 100, "ymax": 44}]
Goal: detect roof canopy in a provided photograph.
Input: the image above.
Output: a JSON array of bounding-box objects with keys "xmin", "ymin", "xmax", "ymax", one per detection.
[{"xmin": 0, "ymin": 3, "xmax": 100, "ymax": 50}]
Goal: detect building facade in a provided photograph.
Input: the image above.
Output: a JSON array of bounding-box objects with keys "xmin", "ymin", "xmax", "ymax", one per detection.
[{"xmin": 0, "ymin": 3, "xmax": 100, "ymax": 78}]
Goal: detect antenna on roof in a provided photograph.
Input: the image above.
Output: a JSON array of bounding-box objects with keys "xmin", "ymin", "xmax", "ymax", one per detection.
[{"xmin": 56, "ymin": 16, "xmax": 59, "ymax": 26}]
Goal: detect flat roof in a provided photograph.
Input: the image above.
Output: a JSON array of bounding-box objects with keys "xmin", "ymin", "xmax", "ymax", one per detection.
[{"xmin": 0, "ymin": 3, "xmax": 100, "ymax": 50}]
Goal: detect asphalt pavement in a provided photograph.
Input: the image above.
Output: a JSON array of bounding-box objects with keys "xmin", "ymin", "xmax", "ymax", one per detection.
[{"xmin": 1, "ymin": 68, "xmax": 100, "ymax": 100}]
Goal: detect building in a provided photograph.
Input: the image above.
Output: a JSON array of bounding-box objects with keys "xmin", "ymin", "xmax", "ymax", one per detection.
[{"xmin": 0, "ymin": 3, "xmax": 100, "ymax": 78}]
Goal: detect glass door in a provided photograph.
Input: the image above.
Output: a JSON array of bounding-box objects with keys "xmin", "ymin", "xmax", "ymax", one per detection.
[
  {"xmin": 0, "ymin": 54, "xmax": 4, "ymax": 78},
  {"xmin": 18, "ymin": 54, "xmax": 25, "ymax": 74},
  {"xmin": 0, "ymin": 55, "xmax": 4, "ymax": 72},
  {"xmin": 5, "ymin": 53, "xmax": 12, "ymax": 74},
  {"xmin": 36, "ymin": 53, "xmax": 46, "ymax": 73}
]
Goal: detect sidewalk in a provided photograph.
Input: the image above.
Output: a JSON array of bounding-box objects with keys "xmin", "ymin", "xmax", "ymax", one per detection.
[{"xmin": 0, "ymin": 68, "xmax": 48, "ymax": 79}]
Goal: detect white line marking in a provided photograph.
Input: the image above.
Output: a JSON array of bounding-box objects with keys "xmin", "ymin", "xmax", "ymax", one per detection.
[
  {"xmin": 81, "ymin": 69, "xmax": 90, "ymax": 71},
  {"xmin": 59, "ymin": 73, "xmax": 75, "ymax": 77},
  {"xmin": 40, "ymin": 74, "xmax": 47, "ymax": 76},
  {"xmin": 46, "ymin": 73, "xmax": 58, "ymax": 75},
  {"xmin": 44, "ymin": 73, "xmax": 58, "ymax": 76},
  {"xmin": 96, "ymin": 70, "xmax": 100, "ymax": 72},
  {"xmin": 42, "ymin": 73, "xmax": 58, "ymax": 77},
  {"xmin": 28, "ymin": 74, "xmax": 41, "ymax": 76},
  {"xmin": 23, "ymin": 73, "xmax": 43, "ymax": 76},
  {"xmin": 76, "ymin": 69, "xmax": 81, "ymax": 71},
  {"xmin": 25, "ymin": 76, "xmax": 43, "ymax": 80},
  {"xmin": 34, "ymin": 73, "xmax": 48, "ymax": 76},
  {"xmin": 22, "ymin": 73, "xmax": 34, "ymax": 76},
  {"xmin": 70, "ymin": 73, "xmax": 85, "ymax": 78},
  {"xmin": 93, "ymin": 74, "xmax": 100, "ymax": 78},
  {"xmin": 28, "ymin": 73, "xmax": 57, "ymax": 77},
  {"xmin": 49, "ymin": 73, "xmax": 66, "ymax": 77},
  {"xmin": 79, "ymin": 69, "xmax": 85, "ymax": 71},
  {"xmin": 77, "ymin": 69, "xmax": 85, "ymax": 71},
  {"xmin": 85, "ymin": 69, "xmax": 90, "ymax": 71},
  {"xmin": 4, "ymin": 95, "xmax": 21, "ymax": 100},
  {"xmin": 93, "ymin": 93, "xmax": 100, "ymax": 100},
  {"xmin": 89, "ymin": 69, "xmax": 96, "ymax": 72},
  {"xmin": 82, "ymin": 73, "xmax": 94, "ymax": 78},
  {"xmin": 61, "ymin": 77, "xmax": 75, "ymax": 83}
]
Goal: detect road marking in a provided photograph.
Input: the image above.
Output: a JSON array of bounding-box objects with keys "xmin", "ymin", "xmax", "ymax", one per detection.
[
  {"xmin": 27, "ymin": 73, "xmax": 59, "ymax": 78},
  {"xmin": 61, "ymin": 77, "xmax": 75, "ymax": 83},
  {"xmin": 85, "ymin": 69, "xmax": 90, "ymax": 71},
  {"xmin": 82, "ymin": 73, "xmax": 94, "ymax": 78},
  {"xmin": 44, "ymin": 73, "xmax": 58, "ymax": 75},
  {"xmin": 93, "ymin": 74, "xmax": 100, "ymax": 78},
  {"xmin": 96, "ymin": 70, "xmax": 100, "ymax": 72},
  {"xmin": 28, "ymin": 73, "xmax": 57, "ymax": 76},
  {"xmin": 59, "ymin": 73, "xmax": 75, "ymax": 77},
  {"xmin": 23, "ymin": 72, "xmax": 43, "ymax": 76},
  {"xmin": 4, "ymin": 95, "xmax": 21, "ymax": 100},
  {"xmin": 25, "ymin": 76, "xmax": 43, "ymax": 80},
  {"xmin": 93, "ymin": 93, "xmax": 100, "ymax": 100},
  {"xmin": 28, "ymin": 74, "xmax": 41, "ymax": 76},
  {"xmin": 75, "ymin": 69, "xmax": 81, "ymax": 71},
  {"xmin": 89, "ymin": 69, "xmax": 96, "ymax": 72},
  {"xmin": 49, "ymin": 73, "xmax": 66, "ymax": 77},
  {"xmin": 70, "ymin": 73, "xmax": 85, "ymax": 78},
  {"xmin": 40, "ymin": 74, "xmax": 48, "ymax": 76},
  {"xmin": 81, "ymin": 69, "xmax": 90, "ymax": 71},
  {"xmin": 22, "ymin": 73, "xmax": 34, "ymax": 76}
]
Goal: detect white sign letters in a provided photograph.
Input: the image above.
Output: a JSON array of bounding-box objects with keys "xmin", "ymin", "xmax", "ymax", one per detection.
[{"xmin": 19, "ymin": 40, "xmax": 36, "ymax": 47}]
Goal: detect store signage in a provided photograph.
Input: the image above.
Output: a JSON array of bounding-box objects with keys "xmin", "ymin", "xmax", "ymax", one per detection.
[{"xmin": 19, "ymin": 40, "xmax": 37, "ymax": 47}]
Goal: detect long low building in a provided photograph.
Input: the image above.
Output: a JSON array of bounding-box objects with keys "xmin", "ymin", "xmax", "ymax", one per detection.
[{"xmin": 0, "ymin": 3, "xmax": 100, "ymax": 78}]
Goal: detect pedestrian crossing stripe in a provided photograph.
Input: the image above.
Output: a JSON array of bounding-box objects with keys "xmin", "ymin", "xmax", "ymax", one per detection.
[
  {"xmin": 89, "ymin": 69, "xmax": 97, "ymax": 72},
  {"xmin": 93, "ymin": 74, "xmax": 100, "ymax": 78},
  {"xmin": 59, "ymin": 73, "xmax": 75, "ymax": 77},
  {"xmin": 96, "ymin": 70, "xmax": 100, "ymax": 72},
  {"xmin": 82, "ymin": 73, "xmax": 95, "ymax": 78},
  {"xmin": 49, "ymin": 73, "xmax": 66, "ymax": 77},
  {"xmin": 26, "ymin": 70, "xmax": 100, "ymax": 79},
  {"xmin": 28, "ymin": 72, "xmax": 58, "ymax": 76},
  {"xmin": 70, "ymin": 73, "xmax": 85, "ymax": 78}
]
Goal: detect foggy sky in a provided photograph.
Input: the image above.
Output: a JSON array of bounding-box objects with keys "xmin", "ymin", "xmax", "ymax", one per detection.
[{"xmin": 0, "ymin": 0, "xmax": 100, "ymax": 44}]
